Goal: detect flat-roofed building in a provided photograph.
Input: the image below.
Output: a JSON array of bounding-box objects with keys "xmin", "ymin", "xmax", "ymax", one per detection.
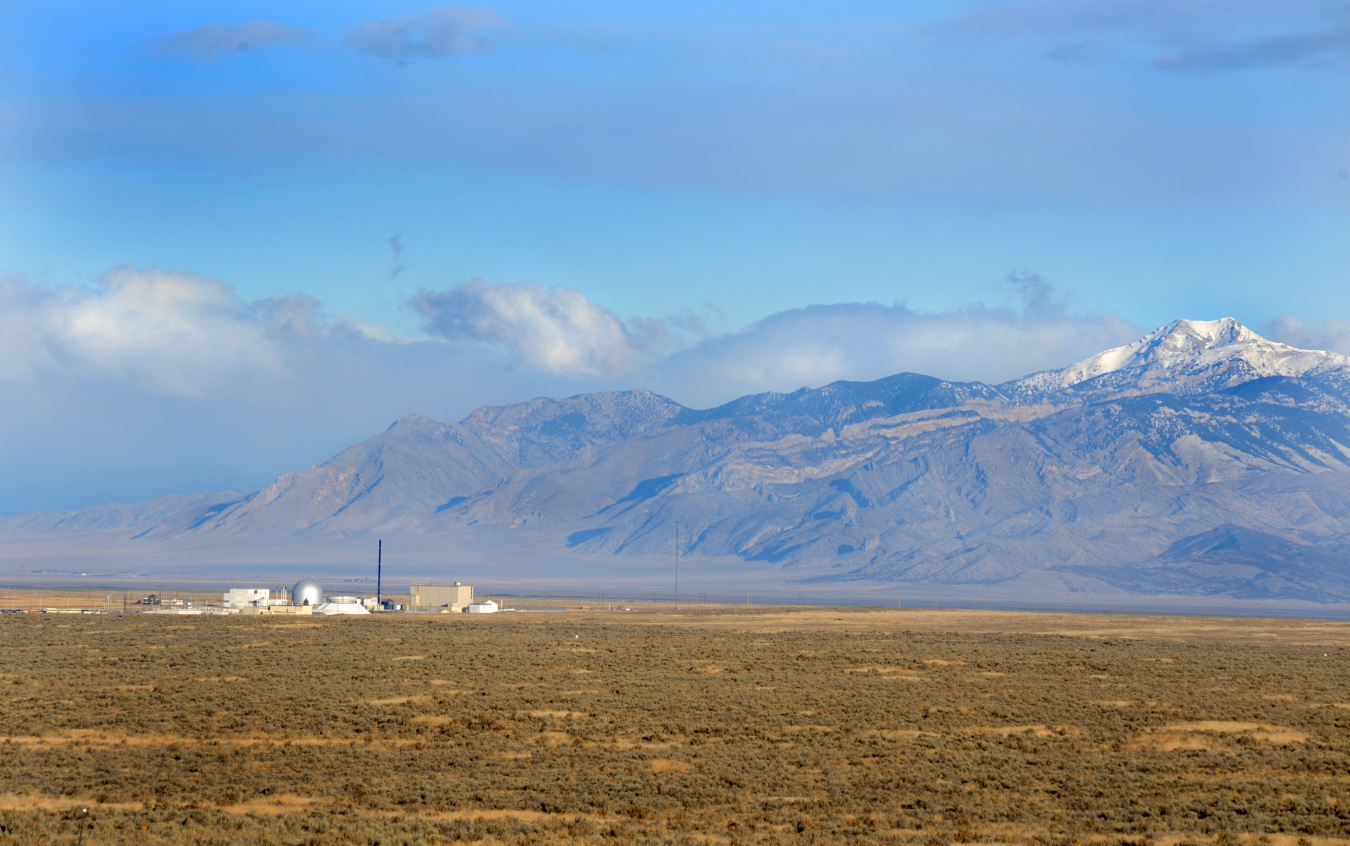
[
  {"xmin": 224, "ymin": 588, "xmax": 269, "ymax": 608},
  {"xmin": 409, "ymin": 582, "xmax": 473, "ymax": 611}
]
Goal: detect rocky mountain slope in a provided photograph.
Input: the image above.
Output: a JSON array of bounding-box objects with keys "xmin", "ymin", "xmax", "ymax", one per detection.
[{"xmin": 7, "ymin": 318, "xmax": 1350, "ymax": 602}]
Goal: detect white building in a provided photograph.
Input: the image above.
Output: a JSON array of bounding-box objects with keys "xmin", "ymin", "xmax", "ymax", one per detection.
[
  {"xmin": 223, "ymin": 588, "xmax": 269, "ymax": 608},
  {"xmin": 465, "ymin": 599, "xmax": 499, "ymax": 614},
  {"xmin": 313, "ymin": 600, "xmax": 371, "ymax": 615}
]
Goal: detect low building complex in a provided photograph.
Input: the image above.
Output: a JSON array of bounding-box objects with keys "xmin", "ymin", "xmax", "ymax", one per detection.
[{"xmin": 213, "ymin": 580, "xmax": 500, "ymax": 615}]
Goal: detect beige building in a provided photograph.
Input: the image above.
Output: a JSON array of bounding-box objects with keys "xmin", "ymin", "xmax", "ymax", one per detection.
[{"xmin": 409, "ymin": 583, "xmax": 473, "ymax": 611}]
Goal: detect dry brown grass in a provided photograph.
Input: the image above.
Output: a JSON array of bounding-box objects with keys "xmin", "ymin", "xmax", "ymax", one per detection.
[{"xmin": 1, "ymin": 606, "xmax": 1349, "ymax": 845}]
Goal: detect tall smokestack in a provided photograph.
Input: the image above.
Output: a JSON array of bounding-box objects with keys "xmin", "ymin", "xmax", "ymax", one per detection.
[{"xmin": 377, "ymin": 539, "xmax": 382, "ymax": 608}]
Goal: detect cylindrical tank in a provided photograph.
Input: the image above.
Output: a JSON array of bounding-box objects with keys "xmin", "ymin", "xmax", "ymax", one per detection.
[{"xmin": 292, "ymin": 579, "xmax": 324, "ymax": 607}]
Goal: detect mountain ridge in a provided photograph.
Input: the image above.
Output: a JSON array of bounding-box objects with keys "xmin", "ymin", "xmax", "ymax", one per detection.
[{"xmin": 6, "ymin": 317, "xmax": 1350, "ymax": 603}]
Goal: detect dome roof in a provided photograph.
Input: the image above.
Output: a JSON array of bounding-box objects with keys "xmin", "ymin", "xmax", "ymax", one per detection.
[{"xmin": 292, "ymin": 579, "xmax": 324, "ymax": 607}]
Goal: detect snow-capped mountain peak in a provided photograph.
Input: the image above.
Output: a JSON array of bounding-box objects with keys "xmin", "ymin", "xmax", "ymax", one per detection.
[{"xmin": 1010, "ymin": 318, "xmax": 1350, "ymax": 396}]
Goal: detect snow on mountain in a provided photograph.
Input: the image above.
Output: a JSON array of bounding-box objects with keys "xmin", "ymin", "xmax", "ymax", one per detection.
[{"xmin": 1007, "ymin": 318, "xmax": 1350, "ymax": 397}]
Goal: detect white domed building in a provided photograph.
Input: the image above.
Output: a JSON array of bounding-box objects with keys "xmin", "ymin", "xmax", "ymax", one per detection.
[
  {"xmin": 292, "ymin": 579, "xmax": 324, "ymax": 607},
  {"xmin": 288, "ymin": 579, "xmax": 370, "ymax": 615}
]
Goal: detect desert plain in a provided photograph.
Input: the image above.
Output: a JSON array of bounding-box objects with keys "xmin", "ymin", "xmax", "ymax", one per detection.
[{"xmin": 2, "ymin": 603, "xmax": 1350, "ymax": 845}]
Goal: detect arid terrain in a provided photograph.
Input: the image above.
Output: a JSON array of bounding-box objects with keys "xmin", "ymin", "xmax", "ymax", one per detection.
[{"xmin": 3, "ymin": 604, "xmax": 1350, "ymax": 845}]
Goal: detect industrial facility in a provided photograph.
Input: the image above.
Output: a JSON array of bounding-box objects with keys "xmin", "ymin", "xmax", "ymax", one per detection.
[
  {"xmin": 208, "ymin": 578, "xmax": 499, "ymax": 615},
  {"xmin": 11, "ymin": 541, "xmax": 519, "ymax": 615},
  {"xmin": 210, "ymin": 540, "xmax": 503, "ymax": 615},
  {"xmin": 222, "ymin": 579, "xmax": 373, "ymax": 615}
]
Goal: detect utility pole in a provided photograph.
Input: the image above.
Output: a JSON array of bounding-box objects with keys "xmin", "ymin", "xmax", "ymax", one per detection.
[{"xmin": 674, "ymin": 519, "xmax": 680, "ymax": 613}]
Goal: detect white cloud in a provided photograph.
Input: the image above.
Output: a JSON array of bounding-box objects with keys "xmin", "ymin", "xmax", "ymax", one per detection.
[
  {"xmin": 412, "ymin": 279, "xmax": 681, "ymax": 378},
  {"xmin": 0, "ymin": 267, "xmax": 406, "ymax": 397},
  {"xmin": 346, "ymin": 7, "xmax": 508, "ymax": 58},
  {"xmin": 1263, "ymin": 315, "xmax": 1350, "ymax": 355}
]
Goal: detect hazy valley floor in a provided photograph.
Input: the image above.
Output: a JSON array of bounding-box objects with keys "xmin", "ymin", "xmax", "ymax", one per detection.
[{"xmin": 2, "ymin": 607, "xmax": 1350, "ymax": 845}]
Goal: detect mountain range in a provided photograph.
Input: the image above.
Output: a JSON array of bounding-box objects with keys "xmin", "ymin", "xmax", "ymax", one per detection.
[{"xmin": 6, "ymin": 317, "xmax": 1350, "ymax": 606}]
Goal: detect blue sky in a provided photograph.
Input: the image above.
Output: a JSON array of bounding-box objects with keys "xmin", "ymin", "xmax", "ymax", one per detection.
[{"xmin": 1, "ymin": 0, "xmax": 1348, "ymax": 514}]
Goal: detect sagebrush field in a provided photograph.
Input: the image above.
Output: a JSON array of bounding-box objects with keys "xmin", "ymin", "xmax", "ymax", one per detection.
[{"xmin": 2, "ymin": 606, "xmax": 1349, "ymax": 845}]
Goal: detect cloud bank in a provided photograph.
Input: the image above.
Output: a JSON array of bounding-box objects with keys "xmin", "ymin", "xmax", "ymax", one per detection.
[
  {"xmin": 154, "ymin": 20, "xmax": 312, "ymax": 60},
  {"xmin": 25, "ymin": 1, "xmax": 1345, "ymax": 210},
  {"xmin": 407, "ymin": 275, "xmax": 1143, "ymax": 400},
  {"xmin": 2, "ymin": 269, "xmax": 1146, "ymax": 400},
  {"xmin": 934, "ymin": 0, "xmax": 1350, "ymax": 73},
  {"xmin": 1263, "ymin": 316, "xmax": 1350, "ymax": 355},
  {"xmin": 1153, "ymin": 18, "xmax": 1350, "ymax": 72},
  {"xmin": 650, "ymin": 277, "xmax": 1144, "ymax": 403},
  {"xmin": 346, "ymin": 7, "xmax": 508, "ymax": 58}
]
